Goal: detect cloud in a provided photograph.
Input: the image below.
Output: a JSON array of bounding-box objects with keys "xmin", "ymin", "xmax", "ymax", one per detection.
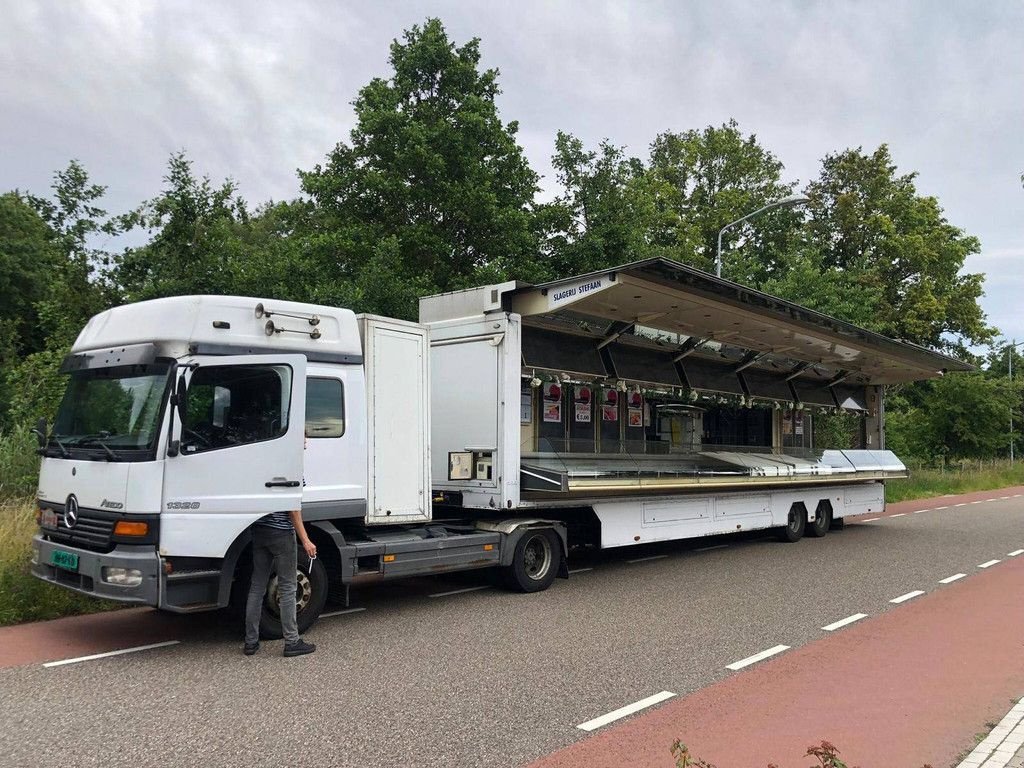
[{"xmin": 2, "ymin": 0, "xmax": 1021, "ymax": 341}]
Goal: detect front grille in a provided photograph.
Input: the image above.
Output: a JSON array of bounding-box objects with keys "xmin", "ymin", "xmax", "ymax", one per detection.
[{"xmin": 45, "ymin": 508, "xmax": 117, "ymax": 553}]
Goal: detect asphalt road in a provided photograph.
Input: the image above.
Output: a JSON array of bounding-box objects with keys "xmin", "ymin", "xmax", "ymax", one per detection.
[{"xmin": 2, "ymin": 491, "xmax": 1023, "ymax": 768}]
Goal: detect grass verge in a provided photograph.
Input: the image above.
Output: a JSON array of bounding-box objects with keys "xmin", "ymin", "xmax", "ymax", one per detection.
[
  {"xmin": 0, "ymin": 497, "xmax": 120, "ymax": 627},
  {"xmin": 886, "ymin": 460, "xmax": 1024, "ymax": 503}
]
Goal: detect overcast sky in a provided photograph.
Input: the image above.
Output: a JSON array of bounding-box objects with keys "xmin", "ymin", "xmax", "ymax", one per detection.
[{"xmin": 2, "ymin": 1, "xmax": 1021, "ymax": 348}]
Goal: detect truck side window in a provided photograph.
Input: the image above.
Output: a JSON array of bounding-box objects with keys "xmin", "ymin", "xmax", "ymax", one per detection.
[
  {"xmin": 305, "ymin": 378, "xmax": 345, "ymax": 438},
  {"xmin": 183, "ymin": 364, "xmax": 292, "ymax": 452}
]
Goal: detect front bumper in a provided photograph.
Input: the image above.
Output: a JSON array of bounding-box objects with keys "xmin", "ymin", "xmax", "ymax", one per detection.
[{"xmin": 31, "ymin": 535, "xmax": 161, "ymax": 606}]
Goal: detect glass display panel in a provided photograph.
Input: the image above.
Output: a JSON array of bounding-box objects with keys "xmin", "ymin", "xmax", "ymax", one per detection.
[
  {"xmin": 522, "ymin": 328, "xmax": 607, "ymax": 376},
  {"xmin": 682, "ymin": 358, "xmax": 744, "ymax": 395},
  {"xmin": 833, "ymin": 384, "xmax": 868, "ymax": 411},
  {"xmin": 607, "ymin": 344, "xmax": 681, "ymax": 386},
  {"xmin": 741, "ymin": 370, "xmax": 795, "ymax": 402},
  {"xmin": 791, "ymin": 379, "xmax": 836, "ymax": 407}
]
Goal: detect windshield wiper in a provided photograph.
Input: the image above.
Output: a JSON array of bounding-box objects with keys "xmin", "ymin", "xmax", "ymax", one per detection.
[
  {"xmin": 76, "ymin": 436, "xmax": 120, "ymax": 461},
  {"xmin": 44, "ymin": 436, "xmax": 70, "ymax": 458}
]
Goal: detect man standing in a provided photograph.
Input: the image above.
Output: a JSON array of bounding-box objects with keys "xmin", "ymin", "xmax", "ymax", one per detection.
[{"xmin": 244, "ymin": 509, "xmax": 318, "ymax": 657}]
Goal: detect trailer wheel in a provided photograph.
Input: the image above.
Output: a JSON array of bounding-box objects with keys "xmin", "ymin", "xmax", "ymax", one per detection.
[
  {"xmin": 807, "ymin": 500, "xmax": 833, "ymax": 538},
  {"xmin": 504, "ymin": 528, "xmax": 561, "ymax": 593},
  {"xmin": 260, "ymin": 555, "xmax": 329, "ymax": 640},
  {"xmin": 777, "ymin": 503, "xmax": 807, "ymax": 543}
]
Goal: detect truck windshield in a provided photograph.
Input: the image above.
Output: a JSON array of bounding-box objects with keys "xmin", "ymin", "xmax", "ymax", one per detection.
[{"xmin": 52, "ymin": 363, "xmax": 172, "ymax": 458}]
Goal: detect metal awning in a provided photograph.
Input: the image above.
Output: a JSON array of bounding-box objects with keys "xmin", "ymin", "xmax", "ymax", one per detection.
[{"xmin": 509, "ymin": 258, "xmax": 971, "ymax": 385}]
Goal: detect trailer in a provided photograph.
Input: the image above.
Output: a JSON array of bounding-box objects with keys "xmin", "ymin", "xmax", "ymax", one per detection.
[{"xmin": 31, "ymin": 258, "xmax": 970, "ymax": 637}]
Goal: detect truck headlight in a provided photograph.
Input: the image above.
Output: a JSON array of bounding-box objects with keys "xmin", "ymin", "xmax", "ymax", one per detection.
[{"xmin": 101, "ymin": 567, "xmax": 143, "ymax": 586}]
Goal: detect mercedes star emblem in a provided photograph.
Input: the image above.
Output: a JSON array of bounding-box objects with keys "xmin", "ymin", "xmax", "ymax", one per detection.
[{"xmin": 64, "ymin": 495, "xmax": 79, "ymax": 528}]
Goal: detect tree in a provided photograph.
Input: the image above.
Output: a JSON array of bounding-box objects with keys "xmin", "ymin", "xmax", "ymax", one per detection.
[
  {"xmin": 26, "ymin": 160, "xmax": 120, "ymax": 346},
  {"xmin": 3, "ymin": 161, "xmax": 121, "ymax": 426},
  {"xmin": 647, "ymin": 121, "xmax": 798, "ymax": 280},
  {"xmin": 536, "ymin": 132, "xmax": 670, "ymax": 278},
  {"xmin": 805, "ymin": 145, "xmax": 992, "ymax": 353},
  {"xmin": 115, "ymin": 152, "xmax": 247, "ymax": 301},
  {"xmin": 886, "ymin": 372, "xmax": 1017, "ymax": 459},
  {"xmin": 0, "ymin": 194, "xmax": 58, "ymax": 358},
  {"xmin": 0, "ymin": 193, "xmax": 60, "ymax": 426},
  {"xmin": 299, "ymin": 18, "xmax": 539, "ymax": 314}
]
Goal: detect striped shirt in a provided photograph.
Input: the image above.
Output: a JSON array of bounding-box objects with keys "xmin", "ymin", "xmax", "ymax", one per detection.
[{"xmin": 255, "ymin": 511, "xmax": 294, "ymax": 532}]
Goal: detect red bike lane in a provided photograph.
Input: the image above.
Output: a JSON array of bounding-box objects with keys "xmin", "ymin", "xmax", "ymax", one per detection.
[{"xmin": 529, "ymin": 533, "xmax": 1024, "ymax": 768}]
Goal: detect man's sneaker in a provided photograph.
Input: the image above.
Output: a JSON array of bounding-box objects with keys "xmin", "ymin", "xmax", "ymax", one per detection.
[
  {"xmin": 283, "ymin": 639, "xmax": 316, "ymax": 657},
  {"xmin": 243, "ymin": 642, "xmax": 260, "ymax": 656}
]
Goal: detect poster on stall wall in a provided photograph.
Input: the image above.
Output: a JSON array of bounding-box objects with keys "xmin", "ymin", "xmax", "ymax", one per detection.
[
  {"xmin": 628, "ymin": 408, "xmax": 643, "ymax": 428},
  {"xmin": 601, "ymin": 405, "xmax": 618, "ymax": 422},
  {"xmin": 543, "ymin": 402, "xmax": 562, "ymax": 423},
  {"xmin": 575, "ymin": 402, "xmax": 591, "ymax": 423},
  {"xmin": 794, "ymin": 411, "xmax": 804, "ymax": 436},
  {"xmin": 521, "ymin": 392, "xmax": 533, "ymax": 424}
]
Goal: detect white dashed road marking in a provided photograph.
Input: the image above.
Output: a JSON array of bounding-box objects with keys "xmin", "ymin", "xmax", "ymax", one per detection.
[
  {"xmin": 577, "ymin": 691, "xmax": 676, "ymax": 732},
  {"xmin": 43, "ymin": 640, "xmax": 181, "ymax": 668},
  {"xmin": 939, "ymin": 574, "xmax": 966, "ymax": 584},
  {"xmin": 428, "ymin": 586, "xmax": 490, "ymax": 598},
  {"xmin": 935, "ymin": 506, "xmax": 949, "ymax": 510},
  {"xmin": 979, "ymin": 559, "xmax": 1001, "ymax": 569},
  {"xmin": 890, "ymin": 590, "xmax": 925, "ymax": 604},
  {"xmin": 1009, "ymin": 550, "xmax": 1024, "ymax": 557},
  {"xmin": 822, "ymin": 613, "xmax": 868, "ymax": 632},
  {"xmin": 726, "ymin": 644, "xmax": 790, "ymax": 671},
  {"xmin": 861, "ymin": 518, "xmax": 880, "ymax": 522},
  {"xmin": 627, "ymin": 555, "xmax": 668, "ymax": 564},
  {"xmin": 568, "ymin": 567, "xmax": 594, "ymax": 574},
  {"xmin": 955, "ymin": 503, "xmax": 967, "ymax": 507},
  {"xmin": 889, "ymin": 513, "xmax": 907, "ymax": 518},
  {"xmin": 320, "ymin": 607, "xmax": 366, "ymax": 618}
]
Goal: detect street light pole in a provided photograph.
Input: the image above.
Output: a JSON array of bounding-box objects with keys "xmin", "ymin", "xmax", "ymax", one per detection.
[
  {"xmin": 1002, "ymin": 339, "xmax": 1024, "ymax": 463},
  {"xmin": 715, "ymin": 193, "xmax": 810, "ymax": 279}
]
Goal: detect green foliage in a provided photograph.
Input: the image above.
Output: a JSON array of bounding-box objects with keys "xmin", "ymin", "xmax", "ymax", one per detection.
[
  {"xmin": 27, "ymin": 160, "xmax": 120, "ymax": 346},
  {"xmin": 670, "ymin": 738, "xmax": 868, "ymax": 768},
  {"xmin": 0, "ymin": 431, "xmax": 40, "ymax": 499},
  {"xmin": 805, "ymin": 146, "xmax": 992, "ymax": 353},
  {"xmin": 0, "ymin": 497, "xmax": 120, "ymax": 626},
  {"xmin": 886, "ymin": 460, "xmax": 1024, "ymax": 504},
  {"xmin": 887, "ymin": 373, "xmax": 1017, "ymax": 460},
  {"xmin": 116, "ymin": 152, "xmax": 247, "ymax": 301},
  {"xmin": 0, "ymin": 193, "xmax": 60, "ymax": 425},
  {"xmin": 648, "ymin": 120, "xmax": 796, "ymax": 278},
  {"xmin": 299, "ymin": 18, "xmax": 539, "ymax": 313},
  {"xmin": 2, "ymin": 162, "xmax": 121, "ymax": 431},
  {"xmin": 4, "ymin": 346, "xmax": 71, "ymax": 426}
]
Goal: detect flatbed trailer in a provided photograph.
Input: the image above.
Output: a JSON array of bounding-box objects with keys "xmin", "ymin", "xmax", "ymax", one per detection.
[{"xmin": 30, "ymin": 258, "xmax": 969, "ymax": 636}]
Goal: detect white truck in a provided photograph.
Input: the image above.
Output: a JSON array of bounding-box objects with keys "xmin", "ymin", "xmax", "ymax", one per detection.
[{"xmin": 31, "ymin": 258, "xmax": 969, "ymax": 637}]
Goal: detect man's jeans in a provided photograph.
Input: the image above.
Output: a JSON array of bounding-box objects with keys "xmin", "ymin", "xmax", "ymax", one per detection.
[{"xmin": 244, "ymin": 527, "xmax": 299, "ymax": 645}]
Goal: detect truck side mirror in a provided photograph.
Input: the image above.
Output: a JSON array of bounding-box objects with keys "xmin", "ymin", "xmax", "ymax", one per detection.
[{"xmin": 31, "ymin": 417, "xmax": 46, "ymax": 449}]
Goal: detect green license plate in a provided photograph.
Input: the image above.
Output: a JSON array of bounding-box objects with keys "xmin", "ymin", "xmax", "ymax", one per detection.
[{"xmin": 51, "ymin": 550, "xmax": 79, "ymax": 572}]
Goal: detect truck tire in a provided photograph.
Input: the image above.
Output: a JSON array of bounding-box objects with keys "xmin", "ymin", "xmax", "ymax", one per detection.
[
  {"xmin": 260, "ymin": 555, "xmax": 328, "ymax": 640},
  {"xmin": 777, "ymin": 503, "xmax": 807, "ymax": 543},
  {"xmin": 504, "ymin": 528, "xmax": 562, "ymax": 593},
  {"xmin": 807, "ymin": 500, "xmax": 833, "ymax": 538}
]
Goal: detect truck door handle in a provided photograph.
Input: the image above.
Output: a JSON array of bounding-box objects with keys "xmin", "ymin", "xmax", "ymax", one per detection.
[{"xmin": 265, "ymin": 480, "xmax": 301, "ymax": 488}]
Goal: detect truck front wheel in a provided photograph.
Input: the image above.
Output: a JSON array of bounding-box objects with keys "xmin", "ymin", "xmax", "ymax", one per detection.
[
  {"xmin": 504, "ymin": 528, "xmax": 562, "ymax": 593},
  {"xmin": 260, "ymin": 555, "xmax": 328, "ymax": 639}
]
